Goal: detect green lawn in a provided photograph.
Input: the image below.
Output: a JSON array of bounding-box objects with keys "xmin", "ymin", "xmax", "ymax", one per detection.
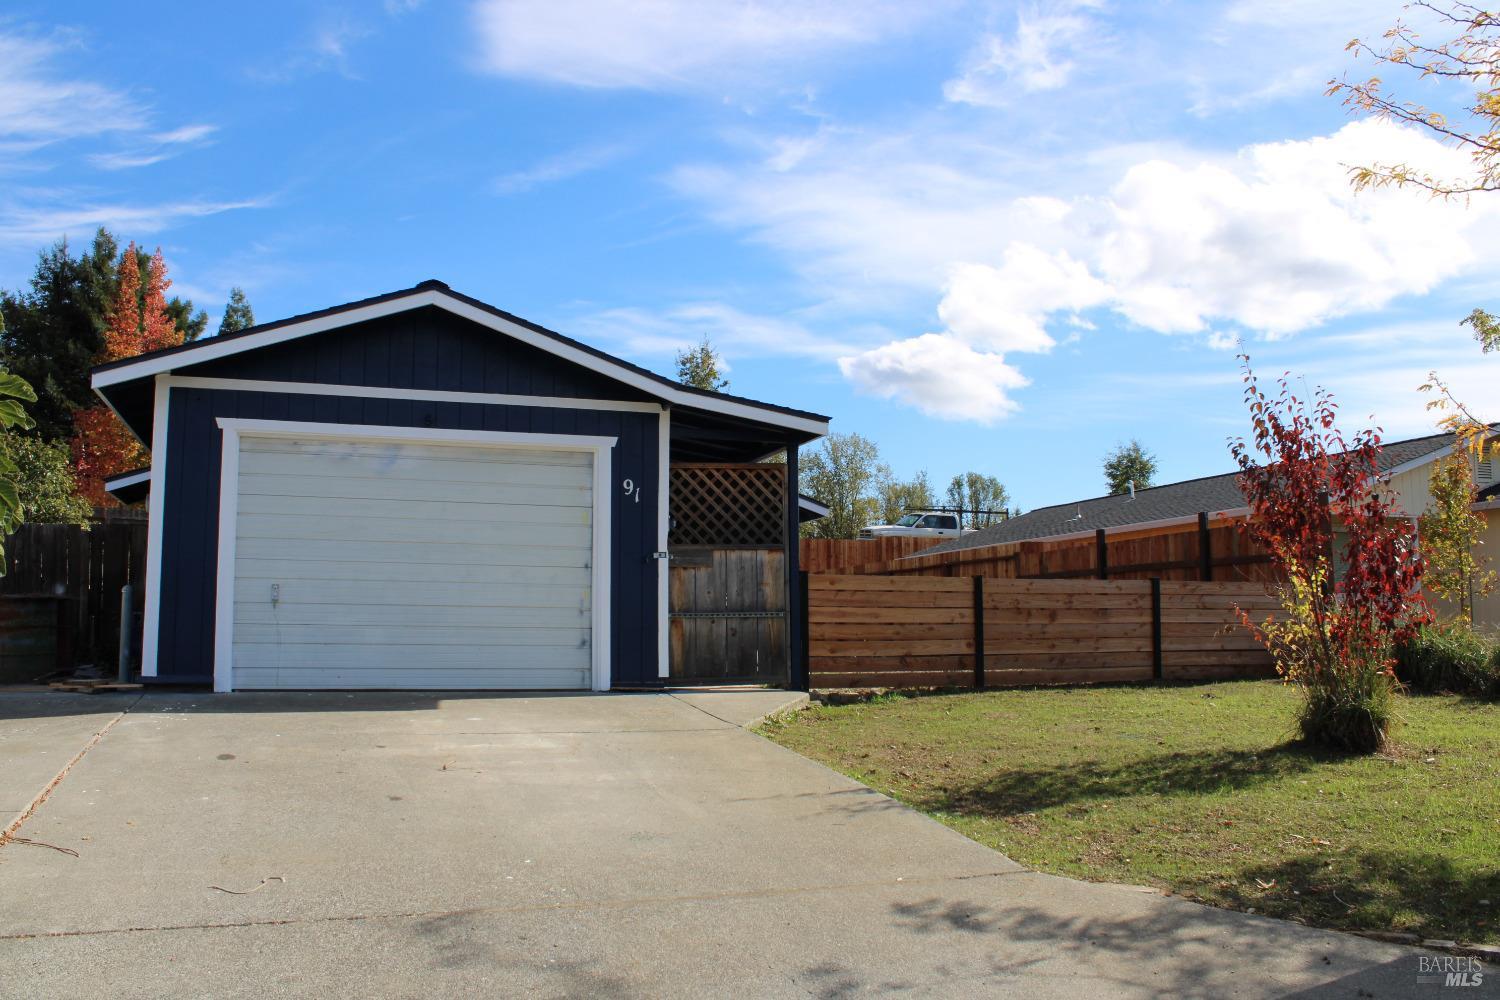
[{"xmin": 759, "ymin": 681, "xmax": 1500, "ymax": 944}]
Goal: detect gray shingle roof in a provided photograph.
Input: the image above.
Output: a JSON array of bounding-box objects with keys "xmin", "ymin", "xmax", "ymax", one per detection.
[{"xmin": 918, "ymin": 430, "xmax": 1458, "ymax": 557}]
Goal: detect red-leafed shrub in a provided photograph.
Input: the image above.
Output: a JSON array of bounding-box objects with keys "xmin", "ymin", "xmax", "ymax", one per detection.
[{"xmin": 1230, "ymin": 359, "xmax": 1429, "ymax": 752}]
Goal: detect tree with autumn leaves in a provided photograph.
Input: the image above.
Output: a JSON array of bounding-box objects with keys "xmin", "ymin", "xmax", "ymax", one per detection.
[
  {"xmin": 70, "ymin": 245, "xmax": 184, "ymax": 506},
  {"xmin": 1232, "ymin": 361, "xmax": 1430, "ymax": 752}
]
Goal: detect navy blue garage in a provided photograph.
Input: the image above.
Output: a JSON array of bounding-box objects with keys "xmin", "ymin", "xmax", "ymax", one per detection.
[{"xmin": 91, "ymin": 281, "xmax": 828, "ymax": 692}]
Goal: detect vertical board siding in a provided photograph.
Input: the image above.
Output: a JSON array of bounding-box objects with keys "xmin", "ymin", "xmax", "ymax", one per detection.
[
  {"xmin": 179, "ymin": 307, "xmax": 656, "ymax": 403},
  {"xmin": 806, "ymin": 574, "xmax": 1277, "ymax": 689},
  {"xmin": 156, "ymin": 342, "xmax": 661, "ymax": 686}
]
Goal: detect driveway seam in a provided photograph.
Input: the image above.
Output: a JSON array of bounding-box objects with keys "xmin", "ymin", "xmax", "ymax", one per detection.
[
  {"xmin": 0, "ymin": 869, "xmax": 1027, "ymax": 942},
  {"xmin": 1, "ymin": 695, "xmax": 141, "ymax": 848}
]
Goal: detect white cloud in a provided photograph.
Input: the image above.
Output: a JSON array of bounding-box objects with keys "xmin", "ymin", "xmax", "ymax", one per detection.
[
  {"xmin": 573, "ymin": 301, "xmax": 859, "ymax": 363},
  {"xmin": 494, "ymin": 143, "xmax": 630, "ymax": 195},
  {"xmin": 839, "ymin": 333, "xmax": 1029, "ymax": 423},
  {"xmin": 0, "ymin": 196, "xmax": 267, "ymax": 248},
  {"xmin": 939, "ymin": 249, "xmax": 1109, "ymax": 353},
  {"xmin": 677, "ymin": 117, "xmax": 1498, "ymax": 424},
  {"xmin": 469, "ymin": 0, "xmax": 941, "ymax": 90},
  {"xmin": 0, "ymin": 31, "xmax": 146, "ymax": 144},
  {"xmin": 944, "ymin": 2, "xmax": 1102, "ymax": 104},
  {"xmin": 152, "ymin": 124, "xmax": 218, "ymax": 145}
]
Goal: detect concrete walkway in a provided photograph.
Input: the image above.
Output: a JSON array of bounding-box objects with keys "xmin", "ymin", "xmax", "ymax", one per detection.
[{"xmin": 0, "ymin": 689, "xmax": 1465, "ymax": 998}]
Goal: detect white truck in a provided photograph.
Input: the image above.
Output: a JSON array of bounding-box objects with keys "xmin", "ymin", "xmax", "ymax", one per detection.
[{"xmin": 859, "ymin": 511, "xmax": 974, "ymax": 540}]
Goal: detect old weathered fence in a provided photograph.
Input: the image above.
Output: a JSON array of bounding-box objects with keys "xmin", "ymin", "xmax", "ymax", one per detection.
[
  {"xmin": 804, "ymin": 574, "xmax": 1278, "ymax": 690},
  {"xmin": 799, "ymin": 537, "xmax": 945, "ymax": 575},
  {"xmin": 669, "ymin": 547, "xmax": 788, "ymax": 682},
  {"xmin": 882, "ymin": 516, "xmax": 1276, "ymax": 583},
  {"xmin": 0, "ymin": 514, "xmax": 147, "ymax": 681}
]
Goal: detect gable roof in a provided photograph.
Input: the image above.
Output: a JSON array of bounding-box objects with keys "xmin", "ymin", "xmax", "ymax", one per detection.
[
  {"xmin": 91, "ymin": 280, "xmax": 830, "ymax": 439},
  {"xmin": 918, "ymin": 430, "xmax": 1463, "ymax": 558}
]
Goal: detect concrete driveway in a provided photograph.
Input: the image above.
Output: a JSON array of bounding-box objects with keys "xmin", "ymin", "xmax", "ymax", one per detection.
[{"xmin": 0, "ymin": 690, "xmax": 1464, "ymax": 999}]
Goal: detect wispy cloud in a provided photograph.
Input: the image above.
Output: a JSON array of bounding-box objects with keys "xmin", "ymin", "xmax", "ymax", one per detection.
[
  {"xmin": 251, "ymin": 14, "xmax": 374, "ymax": 83},
  {"xmin": 469, "ymin": 0, "xmax": 947, "ymax": 91},
  {"xmin": 0, "ymin": 29, "xmax": 147, "ymax": 145},
  {"xmin": 494, "ymin": 143, "xmax": 631, "ymax": 195},
  {"xmin": 88, "ymin": 123, "xmax": 218, "ymax": 171},
  {"xmin": 0, "ymin": 195, "xmax": 269, "ymax": 248},
  {"xmin": 945, "ymin": 1, "xmax": 1105, "ymax": 105},
  {"xmin": 572, "ymin": 301, "xmax": 862, "ymax": 369}
]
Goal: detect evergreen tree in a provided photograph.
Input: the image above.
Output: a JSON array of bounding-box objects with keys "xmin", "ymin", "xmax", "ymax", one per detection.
[
  {"xmin": 674, "ymin": 336, "xmax": 728, "ymax": 392},
  {"xmin": 218, "ymin": 287, "xmax": 256, "ymax": 335},
  {"xmin": 0, "ymin": 230, "xmax": 117, "ymax": 441},
  {"xmin": 1103, "ymin": 439, "xmax": 1158, "ymax": 495}
]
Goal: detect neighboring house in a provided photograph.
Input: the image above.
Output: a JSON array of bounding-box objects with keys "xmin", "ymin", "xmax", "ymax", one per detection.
[
  {"xmin": 915, "ymin": 429, "xmax": 1500, "ymax": 625},
  {"xmin": 93, "ymin": 280, "xmax": 828, "ymax": 693}
]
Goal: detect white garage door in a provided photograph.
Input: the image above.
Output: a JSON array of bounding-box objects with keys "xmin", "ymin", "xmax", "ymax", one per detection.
[{"xmin": 230, "ymin": 435, "xmax": 594, "ymax": 689}]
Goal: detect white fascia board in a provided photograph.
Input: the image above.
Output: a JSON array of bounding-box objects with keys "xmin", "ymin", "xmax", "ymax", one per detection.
[
  {"xmin": 91, "ymin": 288, "xmax": 829, "ymax": 437},
  {"xmin": 798, "ymin": 496, "xmax": 831, "ymax": 518},
  {"xmin": 104, "ymin": 469, "xmax": 151, "ymax": 490}
]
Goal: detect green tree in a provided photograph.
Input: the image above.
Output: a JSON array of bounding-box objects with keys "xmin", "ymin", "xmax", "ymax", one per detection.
[
  {"xmin": 1419, "ymin": 451, "xmax": 1496, "ymax": 622},
  {"xmin": 801, "ymin": 432, "xmax": 884, "ymax": 538},
  {"xmin": 0, "ymin": 368, "xmax": 39, "ymax": 574},
  {"xmin": 0, "ymin": 231, "xmax": 117, "ymax": 441},
  {"xmin": 1103, "ymin": 439, "xmax": 1158, "ymax": 495},
  {"xmin": 674, "ymin": 335, "xmax": 728, "ymax": 392},
  {"xmin": 167, "ymin": 297, "xmax": 209, "ymax": 341},
  {"xmin": 0, "ymin": 431, "xmax": 92, "ymax": 525},
  {"xmin": 218, "ymin": 287, "xmax": 256, "ymax": 336},
  {"xmin": 946, "ymin": 471, "xmax": 1009, "ymax": 529},
  {"xmin": 876, "ymin": 469, "xmax": 934, "ymax": 525}
]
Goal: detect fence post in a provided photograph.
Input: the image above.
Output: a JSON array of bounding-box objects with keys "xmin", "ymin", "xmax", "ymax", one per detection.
[
  {"xmin": 117, "ymin": 583, "xmax": 134, "ymax": 682},
  {"xmin": 972, "ymin": 575, "xmax": 985, "ymax": 689},
  {"xmin": 1150, "ymin": 577, "xmax": 1163, "ymax": 681},
  {"xmin": 796, "ymin": 570, "xmax": 810, "ymax": 692},
  {"xmin": 1095, "ymin": 528, "xmax": 1108, "ymax": 580},
  {"xmin": 1198, "ymin": 511, "xmax": 1212, "ymax": 581}
]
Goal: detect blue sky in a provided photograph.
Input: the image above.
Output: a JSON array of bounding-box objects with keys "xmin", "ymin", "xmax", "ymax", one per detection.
[{"xmin": 4, "ymin": 0, "xmax": 1499, "ymax": 510}]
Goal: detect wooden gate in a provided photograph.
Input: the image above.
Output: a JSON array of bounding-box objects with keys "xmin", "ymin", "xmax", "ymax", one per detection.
[{"xmin": 668, "ymin": 548, "xmax": 788, "ymax": 683}]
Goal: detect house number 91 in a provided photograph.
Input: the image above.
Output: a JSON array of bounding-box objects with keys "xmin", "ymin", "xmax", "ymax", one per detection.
[{"xmin": 622, "ymin": 479, "xmax": 641, "ymax": 502}]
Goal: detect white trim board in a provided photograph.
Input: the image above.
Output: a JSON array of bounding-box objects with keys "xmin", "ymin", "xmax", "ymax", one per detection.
[
  {"xmin": 161, "ymin": 375, "xmax": 663, "ymax": 414},
  {"xmin": 104, "ymin": 469, "xmax": 150, "ymax": 491},
  {"xmin": 140, "ymin": 376, "xmax": 170, "ymax": 677},
  {"xmin": 92, "ymin": 287, "xmax": 829, "ymax": 437},
  {"xmin": 210, "ymin": 418, "xmax": 616, "ymax": 693}
]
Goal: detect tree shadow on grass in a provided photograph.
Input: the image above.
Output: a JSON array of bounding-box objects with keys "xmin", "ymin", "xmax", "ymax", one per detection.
[
  {"xmin": 929, "ymin": 742, "xmax": 1328, "ymax": 817},
  {"xmin": 1218, "ymin": 848, "xmax": 1500, "ymax": 945}
]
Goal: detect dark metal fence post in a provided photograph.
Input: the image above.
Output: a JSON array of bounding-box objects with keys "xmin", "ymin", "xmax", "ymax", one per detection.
[
  {"xmin": 1095, "ymin": 528, "xmax": 1108, "ymax": 580},
  {"xmin": 1150, "ymin": 577, "xmax": 1163, "ymax": 681},
  {"xmin": 1197, "ymin": 511, "xmax": 1212, "ymax": 581},
  {"xmin": 117, "ymin": 584, "xmax": 134, "ymax": 682},
  {"xmin": 972, "ymin": 575, "xmax": 985, "ymax": 689},
  {"xmin": 796, "ymin": 570, "xmax": 810, "ymax": 692}
]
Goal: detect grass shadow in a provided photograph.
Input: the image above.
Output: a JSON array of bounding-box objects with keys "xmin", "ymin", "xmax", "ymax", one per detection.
[{"xmin": 932, "ymin": 742, "xmax": 1327, "ymax": 817}]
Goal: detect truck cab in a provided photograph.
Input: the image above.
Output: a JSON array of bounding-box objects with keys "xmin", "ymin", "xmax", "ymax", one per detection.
[{"xmin": 859, "ymin": 511, "xmax": 969, "ymax": 539}]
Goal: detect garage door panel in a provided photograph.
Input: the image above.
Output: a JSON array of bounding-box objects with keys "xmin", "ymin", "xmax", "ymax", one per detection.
[
  {"xmin": 234, "ymin": 537, "xmax": 590, "ymax": 569},
  {"xmin": 238, "ymin": 578, "xmax": 590, "ymax": 609},
  {"xmin": 235, "ymin": 493, "xmax": 594, "ymax": 525},
  {"xmin": 231, "ymin": 664, "xmax": 592, "ymax": 691},
  {"xmin": 238, "ymin": 473, "xmax": 591, "ymax": 507},
  {"xmin": 234, "ymin": 513, "xmax": 592, "ymax": 547},
  {"xmin": 234, "ymin": 623, "xmax": 587, "ymax": 647},
  {"xmin": 234, "ymin": 602, "xmax": 586, "ymax": 628},
  {"xmin": 231, "ymin": 434, "xmax": 596, "ymax": 691},
  {"xmin": 236, "ymin": 556, "xmax": 589, "ymax": 585},
  {"xmin": 240, "ymin": 450, "xmax": 592, "ymax": 489}
]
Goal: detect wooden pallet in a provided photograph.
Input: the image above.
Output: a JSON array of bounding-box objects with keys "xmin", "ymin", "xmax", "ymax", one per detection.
[{"xmin": 48, "ymin": 680, "xmax": 143, "ymax": 694}]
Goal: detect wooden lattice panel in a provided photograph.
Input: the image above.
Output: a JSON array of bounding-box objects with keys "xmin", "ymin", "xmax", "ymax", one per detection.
[{"xmin": 670, "ymin": 463, "xmax": 786, "ymax": 546}]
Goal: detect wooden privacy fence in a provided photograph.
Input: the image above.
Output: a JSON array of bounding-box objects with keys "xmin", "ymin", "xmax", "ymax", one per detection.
[
  {"xmin": 800, "ymin": 537, "xmax": 945, "ymax": 575},
  {"xmin": 0, "ymin": 515, "xmax": 147, "ymax": 681},
  {"xmin": 805, "ymin": 574, "xmax": 1279, "ymax": 690},
  {"xmin": 877, "ymin": 515, "xmax": 1276, "ymax": 583}
]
